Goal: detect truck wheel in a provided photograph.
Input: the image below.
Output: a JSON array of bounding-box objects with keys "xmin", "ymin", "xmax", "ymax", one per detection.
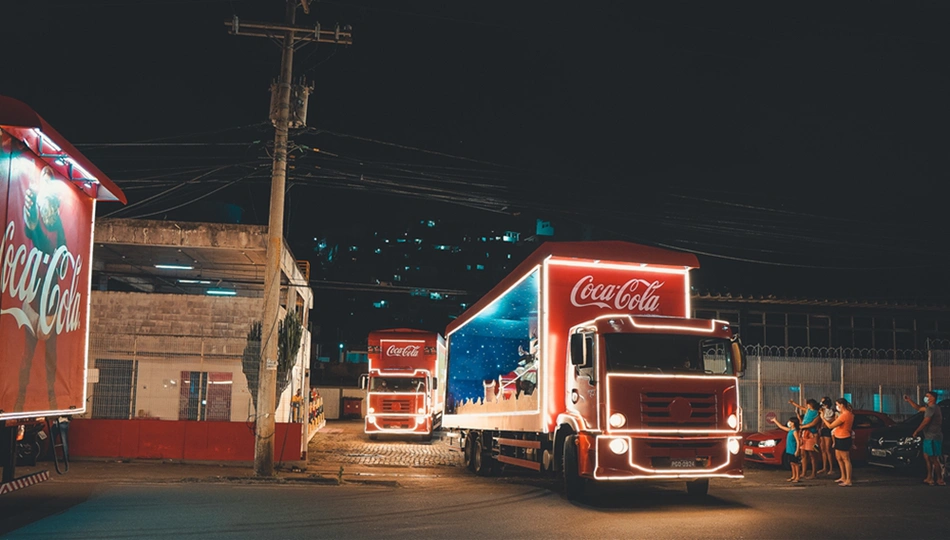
[
  {"xmin": 686, "ymin": 478, "xmax": 709, "ymax": 496},
  {"xmin": 562, "ymin": 435, "xmax": 585, "ymax": 500},
  {"xmin": 464, "ymin": 433, "xmax": 475, "ymax": 471},
  {"xmin": 472, "ymin": 437, "xmax": 495, "ymax": 476},
  {"xmin": 368, "ymin": 434, "xmax": 378, "ymax": 441}
]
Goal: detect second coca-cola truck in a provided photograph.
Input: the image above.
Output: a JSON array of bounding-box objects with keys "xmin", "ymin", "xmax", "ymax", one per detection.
[
  {"xmin": 1, "ymin": 96, "xmax": 125, "ymax": 493},
  {"xmin": 363, "ymin": 329, "xmax": 447, "ymax": 440},
  {"xmin": 442, "ymin": 241, "xmax": 745, "ymax": 498}
]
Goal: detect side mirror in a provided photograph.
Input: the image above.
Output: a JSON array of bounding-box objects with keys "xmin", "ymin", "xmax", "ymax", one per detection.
[
  {"xmin": 731, "ymin": 338, "xmax": 745, "ymax": 378},
  {"xmin": 359, "ymin": 374, "xmax": 368, "ymax": 390},
  {"xmin": 570, "ymin": 334, "xmax": 586, "ymax": 366}
]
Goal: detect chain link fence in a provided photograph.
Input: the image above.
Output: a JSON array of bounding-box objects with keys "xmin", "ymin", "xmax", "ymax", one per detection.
[{"xmin": 721, "ymin": 342, "xmax": 950, "ymax": 433}]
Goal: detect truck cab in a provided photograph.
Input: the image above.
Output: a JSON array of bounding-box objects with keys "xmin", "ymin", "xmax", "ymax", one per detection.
[
  {"xmin": 564, "ymin": 315, "xmax": 744, "ymax": 491},
  {"xmin": 363, "ymin": 329, "xmax": 446, "ymax": 441}
]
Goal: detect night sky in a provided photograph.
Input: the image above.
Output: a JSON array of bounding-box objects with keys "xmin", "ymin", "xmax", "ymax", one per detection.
[{"xmin": 2, "ymin": 1, "xmax": 947, "ymax": 300}]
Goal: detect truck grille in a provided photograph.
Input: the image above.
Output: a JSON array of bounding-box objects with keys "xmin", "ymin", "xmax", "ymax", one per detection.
[
  {"xmin": 382, "ymin": 399, "xmax": 413, "ymax": 413},
  {"xmin": 639, "ymin": 391, "xmax": 718, "ymax": 428}
]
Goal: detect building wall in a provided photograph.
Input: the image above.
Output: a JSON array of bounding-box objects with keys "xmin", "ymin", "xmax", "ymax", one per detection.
[
  {"xmin": 693, "ymin": 301, "xmax": 950, "ymax": 350},
  {"xmin": 87, "ymin": 291, "xmax": 308, "ymax": 423}
]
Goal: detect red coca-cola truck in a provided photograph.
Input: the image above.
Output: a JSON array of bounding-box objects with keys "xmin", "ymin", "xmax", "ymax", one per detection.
[
  {"xmin": 442, "ymin": 241, "xmax": 745, "ymax": 498},
  {"xmin": 362, "ymin": 329, "xmax": 447, "ymax": 440},
  {"xmin": 1, "ymin": 96, "xmax": 125, "ymax": 494}
]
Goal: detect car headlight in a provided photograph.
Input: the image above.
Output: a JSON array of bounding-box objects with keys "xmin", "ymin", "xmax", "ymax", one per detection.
[
  {"xmin": 898, "ymin": 436, "xmax": 921, "ymax": 446},
  {"xmin": 760, "ymin": 439, "xmax": 778, "ymax": 448},
  {"xmin": 368, "ymin": 407, "xmax": 375, "ymax": 414},
  {"xmin": 727, "ymin": 414, "xmax": 739, "ymax": 429},
  {"xmin": 418, "ymin": 407, "xmax": 425, "ymax": 414},
  {"xmin": 367, "ymin": 415, "xmax": 376, "ymax": 424},
  {"xmin": 609, "ymin": 413, "xmax": 627, "ymax": 428},
  {"xmin": 608, "ymin": 438, "xmax": 629, "ymax": 455}
]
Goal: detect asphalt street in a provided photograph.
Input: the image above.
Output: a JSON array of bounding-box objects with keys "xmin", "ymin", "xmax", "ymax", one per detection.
[
  {"xmin": 3, "ymin": 469, "xmax": 949, "ymax": 539},
  {"xmin": 2, "ymin": 421, "xmax": 948, "ymax": 539}
]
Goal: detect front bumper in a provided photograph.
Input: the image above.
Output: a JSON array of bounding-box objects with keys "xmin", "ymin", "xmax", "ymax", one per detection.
[
  {"xmin": 365, "ymin": 415, "xmax": 432, "ymax": 434},
  {"xmin": 742, "ymin": 440, "xmax": 784, "ymax": 466},
  {"xmin": 866, "ymin": 442, "xmax": 921, "ymax": 468},
  {"xmin": 589, "ymin": 435, "xmax": 744, "ymax": 480}
]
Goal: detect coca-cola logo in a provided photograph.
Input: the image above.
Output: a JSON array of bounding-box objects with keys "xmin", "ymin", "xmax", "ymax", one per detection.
[
  {"xmin": 570, "ymin": 274, "xmax": 664, "ymax": 312},
  {"xmin": 386, "ymin": 344, "xmax": 421, "ymax": 357},
  {"xmin": 1, "ymin": 221, "xmax": 84, "ymax": 337}
]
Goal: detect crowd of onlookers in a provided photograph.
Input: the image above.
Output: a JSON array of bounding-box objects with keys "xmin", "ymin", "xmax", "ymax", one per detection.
[{"xmin": 770, "ymin": 391, "xmax": 945, "ymax": 487}]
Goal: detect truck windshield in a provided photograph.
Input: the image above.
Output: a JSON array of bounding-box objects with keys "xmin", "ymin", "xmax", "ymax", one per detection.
[
  {"xmin": 370, "ymin": 377, "xmax": 426, "ymax": 392},
  {"xmin": 604, "ymin": 334, "xmax": 734, "ymax": 375}
]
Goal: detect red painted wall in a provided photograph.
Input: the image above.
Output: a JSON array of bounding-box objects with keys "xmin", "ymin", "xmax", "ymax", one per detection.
[{"xmin": 68, "ymin": 419, "xmax": 303, "ymax": 462}]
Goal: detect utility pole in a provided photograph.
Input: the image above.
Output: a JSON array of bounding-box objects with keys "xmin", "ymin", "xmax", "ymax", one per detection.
[{"xmin": 228, "ymin": 0, "xmax": 353, "ymax": 477}]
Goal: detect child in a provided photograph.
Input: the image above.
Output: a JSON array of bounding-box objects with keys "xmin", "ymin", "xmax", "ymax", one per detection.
[{"xmin": 772, "ymin": 416, "xmax": 802, "ymax": 482}]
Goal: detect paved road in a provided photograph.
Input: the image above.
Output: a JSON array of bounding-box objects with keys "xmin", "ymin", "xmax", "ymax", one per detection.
[
  {"xmin": 4, "ymin": 470, "xmax": 949, "ymax": 539},
  {"xmin": 3, "ymin": 421, "xmax": 949, "ymax": 539}
]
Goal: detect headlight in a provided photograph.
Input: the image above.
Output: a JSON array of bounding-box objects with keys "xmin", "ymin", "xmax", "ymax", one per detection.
[
  {"xmin": 899, "ymin": 437, "xmax": 921, "ymax": 446},
  {"xmin": 609, "ymin": 413, "xmax": 627, "ymax": 428},
  {"xmin": 368, "ymin": 407, "xmax": 375, "ymax": 413},
  {"xmin": 418, "ymin": 407, "xmax": 425, "ymax": 414},
  {"xmin": 727, "ymin": 414, "xmax": 738, "ymax": 429},
  {"xmin": 760, "ymin": 439, "xmax": 778, "ymax": 448},
  {"xmin": 728, "ymin": 438, "xmax": 741, "ymax": 455},
  {"xmin": 367, "ymin": 415, "xmax": 376, "ymax": 424},
  {"xmin": 608, "ymin": 438, "xmax": 629, "ymax": 455}
]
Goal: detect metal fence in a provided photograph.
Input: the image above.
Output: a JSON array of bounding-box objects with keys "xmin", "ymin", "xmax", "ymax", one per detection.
[{"xmin": 720, "ymin": 341, "xmax": 950, "ymax": 433}]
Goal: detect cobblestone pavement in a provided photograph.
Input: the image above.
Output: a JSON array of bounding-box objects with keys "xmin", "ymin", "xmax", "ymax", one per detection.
[{"xmin": 308, "ymin": 420, "xmax": 464, "ymax": 470}]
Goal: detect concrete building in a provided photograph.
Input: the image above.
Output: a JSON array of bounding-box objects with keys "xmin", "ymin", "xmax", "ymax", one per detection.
[{"xmin": 83, "ymin": 218, "xmax": 313, "ymax": 431}]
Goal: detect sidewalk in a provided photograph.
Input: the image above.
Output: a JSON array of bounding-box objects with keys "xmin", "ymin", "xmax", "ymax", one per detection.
[{"xmin": 7, "ymin": 419, "xmax": 463, "ymax": 488}]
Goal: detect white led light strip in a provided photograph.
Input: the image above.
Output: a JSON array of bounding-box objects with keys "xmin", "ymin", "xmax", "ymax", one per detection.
[
  {"xmin": 605, "ymin": 373, "xmax": 740, "ymax": 434},
  {"xmin": 592, "ymin": 435, "xmax": 743, "ymax": 480}
]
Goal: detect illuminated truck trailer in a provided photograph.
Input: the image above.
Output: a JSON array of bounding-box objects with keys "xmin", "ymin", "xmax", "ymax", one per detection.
[
  {"xmin": 442, "ymin": 241, "xmax": 745, "ymax": 498},
  {"xmin": 363, "ymin": 329, "xmax": 447, "ymax": 441},
  {"xmin": 1, "ymin": 96, "xmax": 125, "ymax": 493}
]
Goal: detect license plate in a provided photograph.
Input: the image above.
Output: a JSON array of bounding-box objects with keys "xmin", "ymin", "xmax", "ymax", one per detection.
[
  {"xmin": 871, "ymin": 449, "xmax": 887, "ymax": 457},
  {"xmin": 671, "ymin": 459, "xmax": 696, "ymax": 468},
  {"xmin": 744, "ymin": 448, "xmax": 754, "ymax": 456}
]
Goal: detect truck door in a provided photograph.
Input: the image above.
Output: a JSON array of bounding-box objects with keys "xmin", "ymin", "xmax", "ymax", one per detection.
[{"xmin": 568, "ymin": 332, "xmax": 599, "ymax": 430}]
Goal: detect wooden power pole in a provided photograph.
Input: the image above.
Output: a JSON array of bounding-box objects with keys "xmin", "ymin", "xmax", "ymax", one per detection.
[{"xmin": 227, "ymin": 0, "xmax": 353, "ymax": 477}]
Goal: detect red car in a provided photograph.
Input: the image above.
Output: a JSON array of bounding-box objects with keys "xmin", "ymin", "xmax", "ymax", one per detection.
[{"xmin": 744, "ymin": 410, "xmax": 894, "ymax": 466}]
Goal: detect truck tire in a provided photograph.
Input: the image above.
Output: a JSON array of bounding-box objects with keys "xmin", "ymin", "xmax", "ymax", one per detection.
[
  {"xmin": 368, "ymin": 434, "xmax": 378, "ymax": 441},
  {"xmin": 686, "ymin": 478, "xmax": 709, "ymax": 496},
  {"xmin": 562, "ymin": 435, "xmax": 585, "ymax": 500},
  {"xmin": 472, "ymin": 437, "xmax": 495, "ymax": 476},
  {"xmin": 464, "ymin": 433, "xmax": 476, "ymax": 471}
]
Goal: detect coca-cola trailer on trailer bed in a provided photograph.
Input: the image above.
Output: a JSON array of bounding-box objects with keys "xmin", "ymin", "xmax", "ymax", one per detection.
[
  {"xmin": 1, "ymin": 96, "xmax": 126, "ymax": 494},
  {"xmin": 442, "ymin": 241, "xmax": 746, "ymax": 498},
  {"xmin": 361, "ymin": 329, "xmax": 447, "ymax": 440}
]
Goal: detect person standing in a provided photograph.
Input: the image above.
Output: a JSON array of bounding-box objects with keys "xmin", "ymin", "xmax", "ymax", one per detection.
[
  {"xmin": 790, "ymin": 398, "xmax": 821, "ymax": 479},
  {"xmin": 823, "ymin": 398, "xmax": 855, "ymax": 487},
  {"xmin": 904, "ymin": 391, "xmax": 945, "ymax": 486},
  {"xmin": 817, "ymin": 397, "xmax": 837, "ymax": 475},
  {"xmin": 771, "ymin": 416, "xmax": 802, "ymax": 482}
]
